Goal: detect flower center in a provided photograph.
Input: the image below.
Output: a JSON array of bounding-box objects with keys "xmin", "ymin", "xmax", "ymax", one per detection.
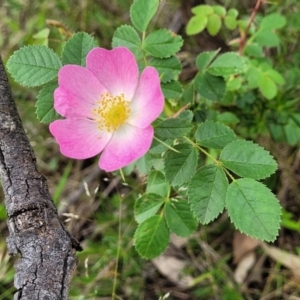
[{"xmin": 93, "ymin": 92, "xmax": 130, "ymax": 132}]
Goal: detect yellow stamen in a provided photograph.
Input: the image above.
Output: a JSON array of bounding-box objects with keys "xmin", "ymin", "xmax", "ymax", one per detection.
[{"xmin": 92, "ymin": 92, "xmax": 130, "ymax": 132}]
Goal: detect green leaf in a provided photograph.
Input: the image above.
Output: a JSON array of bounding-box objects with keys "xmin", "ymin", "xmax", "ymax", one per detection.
[
  {"xmin": 186, "ymin": 15, "xmax": 208, "ymax": 35},
  {"xmin": 259, "ymin": 74, "xmax": 277, "ymax": 100},
  {"xmin": 260, "ymin": 13, "xmax": 286, "ymax": 30},
  {"xmin": 62, "ymin": 32, "xmax": 97, "ymax": 66},
  {"xmin": 146, "ymin": 170, "xmax": 169, "ymax": 198},
  {"xmin": 134, "ymin": 194, "xmax": 165, "ymax": 224},
  {"xmin": 245, "ymin": 44, "xmax": 263, "ymax": 58},
  {"xmin": 254, "ymin": 30, "xmax": 280, "ymax": 47},
  {"xmin": 196, "ymin": 50, "xmax": 219, "ymax": 71},
  {"xmin": 264, "ymin": 69, "xmax": 285, "ymax": 85},
  {"xmin": 188, "ymin": 164, "xmax": 228, "ymax": 224},
  {"xmin": 220, "ymin": 140, "xmax": 277, "ymax": 180},
  {"xmin": 112, "ymin": 25, "xmax": 143, "ymax": 60},
  {"xmin": 208, "ymin": 52, "xmax": 245, "ymax": 76},
  {"xmin": 134, "ymin": 215, "xmax": 170, "ymax": 259},
  {"xmin": 194, "ymin": 73, "xmax": 226, "ymax": 101},
  {"xmin": 155, "ymin": 118, "xmax": 193, "ymax": 139},
  {"xmin": 224, "ymin": 15, "xmax": 237, "ymax": 30},
  {"xmin": 150, "ymin": 138, "xmax": 173, "ymax": 154},
  {"xmin": 35, "ymin": 81, "xmax": 60, "ymax": 123},
  {"xmin": 178, "ymin": 110, "xmax": 194, "ymax": 122},
  {"xmin": 207, "ymin": 14, "xmax": 222, "ymax": 36},
  {"xmin": 217, "ymin": 112, "xmax": 240, "ymax": 125},
  {"xmin": 165, "ymin": 200, "xmax": 197, "ymax": 237},
  {"xmin": 196, "ymin": 120, "xmax": 236, "ymax": 149},
  {"xmin": 149, "ymin": 56, "xmax": 181, "ymax": 83},
  {"xmin": 227, "ymin": 8, "xmax": 239, "ymax": 18},
  {"xmin": 246, "ymin": 66, "xmax": 262, "ymax": 88},
  {"xmin": 212, "ymin": 5, "xmax": 226, "ymax": 17},
  {"xmin": 144, "ymin": 29, "xmax": 183, "ymax": 58},
  {"xmin": 161, "ymin": 80, "xmax": 182, "ymax": 99},
  {"xmin": 192, "ymin": 5, "xmax": 213, "ymax": 15},
  {"xmin": 7, "ymin": 45, "xmax": 62, "ymax": 87},
  {"xmin": 164, "ymin": 143, "xmax": 198, "ymax": 187},
  {"xmin": 226, "ymin": 178, "xmax": 281, "ymax": 242},
  {"xmin": 130, "ymin": 0, "xmax": 159, "ymax": 32},
  {"xmin": 227, "ymin": 77, "xmax": 242, "ymax": 91}
]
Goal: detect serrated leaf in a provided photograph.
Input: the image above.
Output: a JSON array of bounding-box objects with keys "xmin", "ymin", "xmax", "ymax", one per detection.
[
  {"xmin": 144, "ymin": 29, "xmax": 183, "ymax": 58},
  {"xmin": 208, "ymin": 52, "xmax": 245, "ymax": 76},
  {"xmin": 196, "ymin": 120, "xmax": 236, "ymax": 149},
  {"xmin": 149, "ymin": 56, "xmax": 181, "ymax": 83},
  {"xmin": 164, "ymin": 143, "xmax": 198, "ymax": 187},
  {"xmin": 226, "ymin": 178, "xmax": 281, "ymax": 242},
  {"xmin": 130, "ymin": 0, "xmax": 159, "ymax": 32},
  {"xmin": 35, "ymin": 81, "xmax": 60, "ymax": 123},
  {"xmin": 196, "ymin": 50, "xmax": 219, "ymax": 71},
  {"xmin": 7, "ymin": 45, "xmax": 62, "ymax": 87},
  {"xmin": 207, "ymin": 14, "xmax": 222, "ymax": 36},
  {"xmin": 149, "ymin": 138, "xmax": 173, "ymax": 155},
  {"xmin": 186, "ymin": 15, "xmax": 208, "ymax": 35},
  {"xmin": 62, "ymin": 32, "xmax": 97, "ymax": 66},
  {"xmin": 188, "ymin": 164, "xmax": 228, "ymax": 224},
  {"xmin": 134, "ymin": 215, "xmax": 170, "ymax": 259},
  {"xmin": 134, "ymin": 194, "xmax": 165, "ymax": 224},
  {"xmin": 161, "ymin": 80, "xmax": 182, "ymax": 99},
  {"xmin": 259, "ymin": 74, "xmax": 277, "ymax": 100},
  {"xmin": 224, "ymin": 15, "xmax": 237, "ymax": 30},
  {"xmin": 194, "ymin": 73, "xmax": 226, "ymax": 101},
  {"xmin": 220, "ymin": 140, "xmax": 277, "ymax": 180},
  {"xmin": 165, "ymin": 200, "xmax": 197, "ymax": 237},
  {"xmin": 155, "ymin": 118, "xmax": 193, "ymax": 139},
  {"xmin": 146, "ymin": 170, "xmax": 169, "ymax": 198},
  {"xmin": 112, "ymin": 25, "xmax": 143, "ymax": 60},
  {"xmin": 260, "ymin": 13, "xmax": 286, "ymax": 30},
  {"xmin": 178, "ymin": 110, "xmax": 194, "ymax": 122}
]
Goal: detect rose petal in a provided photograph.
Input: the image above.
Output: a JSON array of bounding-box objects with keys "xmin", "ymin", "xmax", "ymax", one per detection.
[
  {"xmin": 99, "ymin": 124, "xmax": 154, "ymax": 171},
  {"xmin": 86, "ymin": 47, "xmax": 139, "ymax": 100},
  {"xmin": 50, "ymin": 119, "xmax": 112, "ymax": 159},
  {"xmin": 127, "ymin": 66, "xmax": 164, "ymax": 128},
  {"xmin": 55, "ymin": 65, "xmax": 107, "ymax": 118}
]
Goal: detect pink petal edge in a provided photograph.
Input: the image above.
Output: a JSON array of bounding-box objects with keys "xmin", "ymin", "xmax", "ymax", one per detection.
[
  {"xmin": 99, "ymin": 124, "xmax": 154, "ymax": 172},
  {"xmin": 54, "ymin": 65, "xmax": 107, "ymax": 118},
  {"xmin": 86, "ymin": 47, "xmax": 139, "ymax": 100},
  {"xmin": 50, "ymin": 119, "xmax": 112, "ymax": 159},
  {"xmin": 127, "ymin": 66, "xmax": 164, "ymax": 128}
]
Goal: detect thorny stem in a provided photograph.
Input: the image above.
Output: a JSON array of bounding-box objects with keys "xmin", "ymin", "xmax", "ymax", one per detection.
[{"xmin": 239, "ymin": 0, "xmax": 264, "ymax": 55}]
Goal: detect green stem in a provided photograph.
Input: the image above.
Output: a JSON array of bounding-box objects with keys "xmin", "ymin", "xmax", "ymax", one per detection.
[
  {"xmin": 183, "ymin": 137, "xmax": 218, "ymax": 163},
  {"xmin": 184, "ymin": 137, "xmax": 237, "ymax": 182},
  {"xmin": 154, "ymin": 136, "xmax": 180, "ymax": 153},
  {"xmin": 112, "ymin": 196, "xmax": 123, "ymax": 300},
  {"xmin": 220, "ymin": 165, "xmax": 236, "ymax": 182}
]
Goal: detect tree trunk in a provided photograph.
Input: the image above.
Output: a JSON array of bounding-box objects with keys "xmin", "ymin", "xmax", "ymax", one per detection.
[{"xmin": 0, "ymin": 55, "xmax": 81, "ymax": 300}]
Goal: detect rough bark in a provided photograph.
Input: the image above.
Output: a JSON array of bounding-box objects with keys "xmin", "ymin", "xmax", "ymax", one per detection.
[{"xmin": 0, "ymin": 55, "xmax": 81, "ymax": 299}]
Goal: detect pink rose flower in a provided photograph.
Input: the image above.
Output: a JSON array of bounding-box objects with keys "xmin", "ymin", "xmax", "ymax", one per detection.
[{"xmin": 49, "ymin": 47, "xmax": 164, "ymax": 172}]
